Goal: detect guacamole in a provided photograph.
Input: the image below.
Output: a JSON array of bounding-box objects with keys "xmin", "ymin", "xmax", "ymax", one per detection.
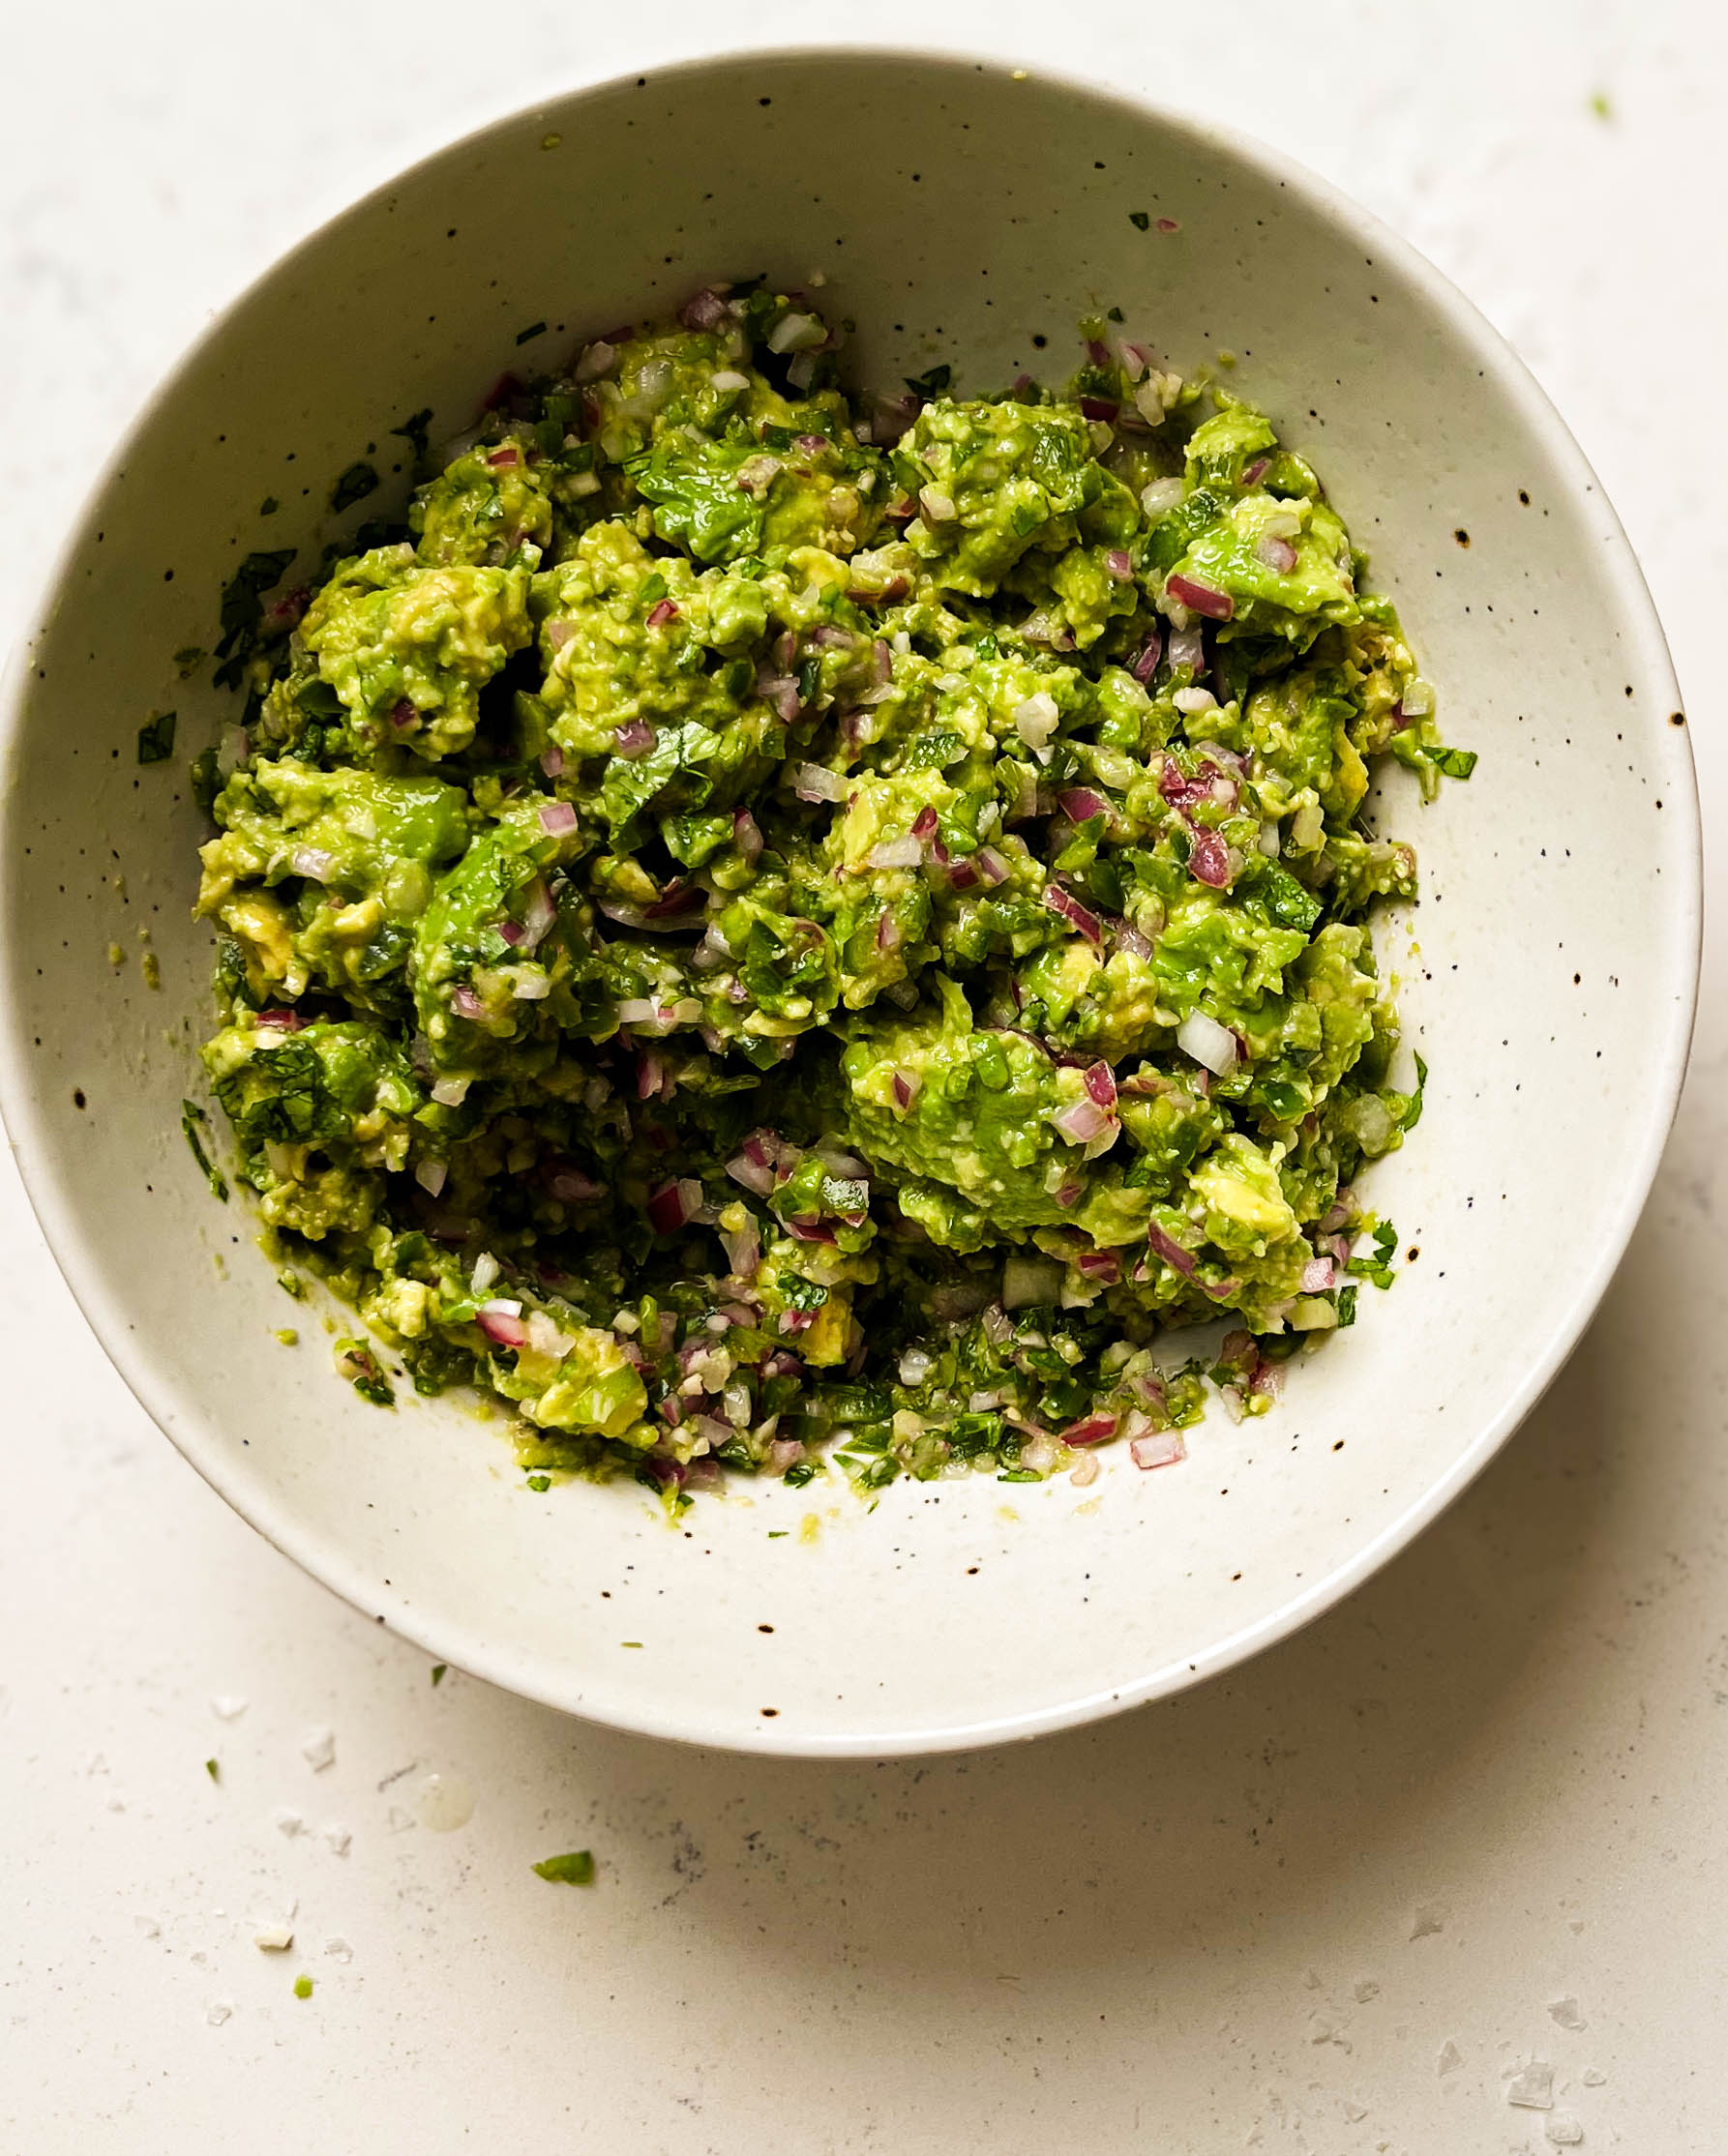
[{"xmin": 189, "ymin": 286, "xmax": 1469, "ymax": 1503}]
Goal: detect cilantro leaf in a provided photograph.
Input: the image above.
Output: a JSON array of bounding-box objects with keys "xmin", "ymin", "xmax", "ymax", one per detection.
[
  {"xmin": 532, "ymin": 1849, "xmax": 595, "ymax": 1885},
  {"xmin": 905, "ymin": 364, "xmax": 952, "ymax": 399},
  {"xmin": 180, "ymin": 1100, "xmax": 228, "ymax": 1201},
  {"xmin": 137, "ymin": 710, "xmax": 177, "ymax": 764},
  {"xmin": 330, "ymin": 461, "xmax": 379, "ymax": 513}
]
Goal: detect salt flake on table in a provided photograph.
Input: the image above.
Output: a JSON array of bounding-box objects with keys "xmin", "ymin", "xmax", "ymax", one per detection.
[
  {"xmin": 1548, "ymin": 1995, "xmax": 1587, "ymax": 2030},
  {"xmin": 206, "ymin": 2000, "xmax": 233, "ymax": 2026},
  {"xmin": 1410, "ymin": 1904, "xmax": 1447, "ymax": 1939},
  {"xmin": 300, "ymin": 1727, "xmax": 336, "ymax": 1773},
  {"xmin": 324, "ymin": 1937, "xmax": 353, "ymax": 1964},
  {"xmin": 1507, "ymin": 2060, "xmax": 1555, "ymax": 2110},
  {"xmin": 210, "ymin": 1697, "xmax": 248, "ymax": 1721},
  {"xmin": 1582, "ymin": 2068, "xmax": 1607, "ymax": 2086},
  {"xmin": 1353, "ymin": 1979, "xmax": 1380, "ymax": 2002},
  {"xmin": 1544, "ymin": 2111, "xmax": 1584, "ymax": 2145},
  {"xmin": 272, "ymin": 1808, "xmax": 306, "ymax": 1838},
  {"xmin": 321, "ymin": 1823, "xmax": 352, "ymax": 1857},
  {"xmin": 1437, "ymin": 2041, "xmax": 1462, "ymax": 2077}
]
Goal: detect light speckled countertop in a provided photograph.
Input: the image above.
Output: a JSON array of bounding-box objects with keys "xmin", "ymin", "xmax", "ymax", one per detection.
[{"xmin": 3, "ymin": 5, "xmax": 1723, "ymax": 2149}]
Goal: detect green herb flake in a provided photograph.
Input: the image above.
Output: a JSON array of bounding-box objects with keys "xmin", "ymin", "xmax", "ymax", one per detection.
[
  {"xmin": 180, "ymin": 1100, "xmax": 228, "ymax": 1201},
  {"xmin": 137, "ymin": 710, "xmax": 178, "ymax": 764},
  {"xmin": 390, "ymin": 407, "xmax": 434, "ymax": 467},
  {"xmin": 431, "ymin": 1664, "xmax": 447, "ymax": 1687},
  {"xmin": 330, "ymin": 461, "xmax": 380, "ymax": 513},
  {"xmin": 1106, "ymin": 307, "xmax": 1124, "ymax": 323},
  {"xmin": 1336, "ymin": 1284, "xmax": 1359, "ymax": 1327},
  {"xmin": 173, "ymin": 645, "xmax": 207, "ymax": 678},
  {"xmin": 532, "ymin": 1849, "xmax": 595, "ymax": 1886},
  {"xmin": 515, "ymin": 320, "xmax": 548, "ymax": 346},
  {"xmin": 259, "ymin": 496, "xmax": 281, "ymax": 517},
  {"xmin": 525, "ymin": 1472, "xmax": 551, "ymax": 1491},
  {"xmin": 205, "ymin": 1757, "xmax": 220, "ymax": 1783},
  {"xmin": 1431, "ymin": 745, "xmax": 1478, "ymax": 781},
  {"xmin": 1404, "ymin": 1053, "xmax": 1429, "ymax": 1131},
  {"xmin": 335, "ymin": 1337, "xmax": 395, "ymax": 1408},
  {"xmin": 1129, "ymin": 211, "xmax": 1150, "ymax": 231},
  {"xmin": 904, "ymin": 364, "xmax": 952, "ymax": 399},
  {"xmin": 998, "ymin": 1469, "xmax": 1041, "ymax": 1483},
  {"xmin": 1590, "ymin": 90, "xmax": 1613, "ymax": 121},
  {"xmin": 767, "ymin": 1530, "xmax": 789, "ymax": 1539},
  {"xmin": 293, "ymin": 1975, "xmax": 313, "ymax": 1999}
]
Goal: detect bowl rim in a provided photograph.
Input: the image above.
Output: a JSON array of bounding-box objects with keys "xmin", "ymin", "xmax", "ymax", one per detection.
[{"xmin": 0, "ymin": 42, "xmax": 1703, "ymax": 1757}]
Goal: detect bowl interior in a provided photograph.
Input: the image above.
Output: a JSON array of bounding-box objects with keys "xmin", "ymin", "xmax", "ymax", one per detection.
[{"xmin": 0, "ymin": 49, "xmax": 1697, "ymax": 1754}]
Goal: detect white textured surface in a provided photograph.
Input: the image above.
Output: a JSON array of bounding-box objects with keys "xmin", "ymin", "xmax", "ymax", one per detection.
[{"xmin": 1, "ymin": 5, "xmax": 1722, "ymax": 2150}]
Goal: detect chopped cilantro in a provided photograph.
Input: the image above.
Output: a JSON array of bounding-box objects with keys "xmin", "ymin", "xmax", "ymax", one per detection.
[
  {"xmin": 904, "ymin": 364, "xmax": 952, "ymax": 399},
  {"xmin": 1336, "ymin": 1284, "xmax": 1358, "ymax": 1327},
  {"xmin": 259, "ymin": 495, "xmax": 281, "ymax": 516},
  {"xmin": 329, "ymin": 461, "xmax": 379, "ymax": 513},
  {"xmin": 783, "ymin": 1459, "xmax": 819, "ymax": 1487},
  {"xmin": 767, "ymin": 1530, "xmax": 789, "ymax": 1539},
  {"xmin": 998, "ymin": 1469, "xmax": 1041, "ymax": 1483},
  {"xmin": 1403, "ymin": 1053, "xmax": 1429, "ymax": 1131},
  {"xmin": 180, "ymin": 1100, "xmax": 228, "ymax": 1201},
  {"xmin": 1129, "ymin": 211, "xmax": 1150, "ymax": 231},
  {"xmin": 431, "ymin": 1664, "xmax": 447, "ymax": 1687},
  {"xmin": 293, "ymin": 1975, "xmax": 313, "ymax": 1999},
  {"xmin": 532, "ymin": 1849, "xmax": 595, "ymax": 1885},
  {"xmin": 1106, "ymin": 306, "xmax": 1124, "ymax": 323},
  {"xmin": 390, "ymin": 407, "xmax": 434, "ymax": 468},
  {"xmin": 137, "ymin": 710, "xmax": 177, "ymax": 764},
  {"xmin": 205, "ymin": 1757, "xmax": 220, "ymax": 1783},
  {"xmin": 213, "ymin": 547, "xmax": 295, "ymax": 689},
  {"xmin": 335, "ymin": 1338, "xmax": 395, "ymax": 1408},
  {"xmin": 515, "ymin": 320, "xmax": 548, "ymax": 345},
  {"xmin": 1430, "ymin": 745, "xmax": 1477, "ymax": 781},
  {"xmin": 525, "ymin": 1472, "xmax": 551, "ymax": 1491},
  {"xmin": 173, "ymin": 644, "xmax": 206, "ymax": 678}
]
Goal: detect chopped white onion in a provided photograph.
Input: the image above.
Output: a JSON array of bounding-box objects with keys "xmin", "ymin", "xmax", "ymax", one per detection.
[
  {"xmin": 766, "ymin": 310, "xmax": 826, "ymax": 353},
  {"xmin": 868, "ymin": 836, "xmax": 924, "ymax": 870},
  {"xmin": 791, "ymin": 761, "xmax": 848, "ymax": 803},
  {"xmin": 470, "ymin": 1251, "xmax": 500, "ymax": 1294},
  {"xmin": 1177, "ymin": 1009, "xmax": 1238, "ymax": 1077},
  {"xmin": 1012, "ymin": 692, "xmax": 1059, "ymax": 750},
  {"xmin": 414, "ymin": 1158, "xmax": 447, "ymax": 1197},
  {"xmin": 430, "ymin": 1076, "xmax": 469, "ymax": 1107},
  {"xmin": 1139, "ymin": 476, "xmax": 1185, "ymax": 518}
]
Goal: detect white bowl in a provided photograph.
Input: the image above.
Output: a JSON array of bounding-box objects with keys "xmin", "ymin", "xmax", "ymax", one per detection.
[{"xmin": 0, "ymin": 48, "xmax": 1699, "ymax": 1757}]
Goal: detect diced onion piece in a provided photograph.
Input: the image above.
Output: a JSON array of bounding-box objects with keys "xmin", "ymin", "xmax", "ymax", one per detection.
[
  {"xmin": 868, "ymin": 836, "xmax": 923, "ymax": 870},
  {"xmin": 1177, "ymin": 1009, "xmax": 1238, "ymax": 1076},
  {"xmin": 1012, "ymin": 691, "xmax": 1059, "ymax": 749},
  {"xmin": 1166, "ymin": 572, "xmax": 1234, "ymax": 620},
  {"xmin": 1139, "ymin": 476, "xmax": 1185, "ymax": 518},
  {"xmin": 538, "ymin": 800, "xmax": 578, "ymax": 837},
  {"xmin": 414, "ymin": 1158, "xmax": 447, "ymax": 1197},
  {"xmin": 1300, "ymin": 1255, "xmax": 1335, "ymax": 1292},
  {"xmin": 430, "ymin": 1076, "xmax": 469, "ymax": 1107},
  {"xmin": 791, "ymin": 761, "xmax": 848, "ymax": 804},
  {"xmin": 573, "ymin": 340, "xmax": 615, "ymax": 382},
  {"xmin": 766, "ymin": 310, "xmax": 826, "ymax": 353},
  {"xmin": 1400, "ymin": 677, "xmax": 1435, "ymax": 719},
  {"xmin": 918, "ymin": 486, "xmax": 957, "ymax": 523},
  {"xmin": 1172, "ymin": 686, "xmax": 1216, "ymax": 715},
  {"xmin": 1130, "ymin": 1430, "xmax": 1187, "ymax": 1470},
  {"xmin": 1256, "ymin": 533, "xmax": 1298, "ymax": 575},
  {"xmin": 289, "ymin": 845, "xmax": 335, "ymax": 881},
  {"xmin": 709, "ymin": 368, "xmax": 751, "ymax": 392}
]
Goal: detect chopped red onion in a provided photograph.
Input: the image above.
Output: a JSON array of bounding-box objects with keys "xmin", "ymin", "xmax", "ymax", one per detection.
[
  {"xmin": 451, "ymin": 985, "xmax": 486, "ymax": 1021},
  {"xmin": 1147, "ymin": 1224, "xmax": 1197, "ymax": 1277},
  {"xmin": 1042, "ymin": 884, "xmax": 1102, "ymax": 944},
  {"xmin": 891, "ymin": 1068, "xmax": 920, "ymax": 1110},
  {"xmin": 786, "ymin": 1218, "xmax": 837, "ymax": 1245},
  {"xmin": 1166, "ymin": 573, "xmax": 1235, "ymax": 621},
  {"xmin": 1075, "ymin": 1250, "xmax": 1120, "ymax": 1283},
  {"xmin": 539, "ymin": 745, "xmax": 565, "ymax": 778},
  {"xmin": 1053, "ymin": 1095, "xmax": 1117, "ymax": 1150},
  {"xmin": 756, "ymin": 673, "xmax": 801, "ymax": 724},
  {"xmin": 731, "ymin": 807, "xmax": 763, "ymax": 862},
  {"xmin": 678, "ymin": 286, "xmax": 730, "ymax": 330},
  {"xmin": 486, "ymin": 446, "xmax": 521, "ymax": 469},
  {"xmin": 1301, "ymin": 1255, "xmax": 1335, "ymax": 1293},
  {"xmin": 975, "ymin": 845, "xmax": 1009, "ymax": 886},
  {"xmin": 1084, "ymin": 1061, "xmax": 1117, "ymax": 1108},
  {"xmin": 548, "ymin": 1164, "xmax": 601, "ymax": 1202},
  {"xmin": 477, "ymin": 1302, "xmax": 527, "ymax": 1349},
  {"xmin": 1058, "ymin": 787, "xmax": 1109, "ymax": 825},
  {"xmin": 1079, "ymin": 397, "xmax": 1118, "ymax": 423},
  {"xmin": 1256, "ymin": 532, "xmax": 1297, "ymax": 574},
  {"xmin": 644, "ymin": 598, "xmax": 679, "ymax": 628},
  {"xmin": 1061, "ymin": 1410, "xmax": 1118, "ymax": 1445},
  {"xmin": 646, "ymin": 1179, "xmax": 702, "ymax": 1236},
  {"xmin": 538, "ymin": 800, "xmax": 578, "ymax": 838},
  {"xmin": 1113, "ymin": 918, "xmax": 1153, "ymax": 960},
  {"xmin": 1132, "ymin": 633, "xmax": 1163, "ymax": 683},
  {"xmin": 1130, "ymin": 1429, "xmax": 1186, "ymax": 1469},
  {"xmin": 1187, "ymin": 831, "xmax": 1233, "ymax": 888},
  {"xmin": 254, "ymin": 1008, "xmax": 303, "ymax": 1032},
  {"xmin": 909, "ymin": 806, "xmax": 938, "ymax": 842},
  {"xmin": 1105, "ymin": 548, "xmax": 1134, "ymax": 582},
  {"xmin": 1240, "ymin": 457, "xmax": 1268, "ymax": 487}
]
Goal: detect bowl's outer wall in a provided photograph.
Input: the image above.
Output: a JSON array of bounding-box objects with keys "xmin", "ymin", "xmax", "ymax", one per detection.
[{"xmin": 0, "ymin": 51, "xmax": 1698, "ymax": 1754}]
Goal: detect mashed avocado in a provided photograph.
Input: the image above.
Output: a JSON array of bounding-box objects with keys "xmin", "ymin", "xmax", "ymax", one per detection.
[{"xmin": 189, "ymin": 286, "xmax": 1468, "ymax": 1502}]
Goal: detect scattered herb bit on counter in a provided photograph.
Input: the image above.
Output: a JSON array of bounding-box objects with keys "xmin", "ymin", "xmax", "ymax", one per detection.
[
  {"xmin": 138, "ymin": 710, "xmax": 178, "ymax": 764},
  {"xmin": 293, "ymin": 1975, "xmax": 313, "ymax": 1999},
  {"xmin": 431, "ymin": 1663, "xmax": 447, "ymax": 1686},
  {"xmin": 180, "ymin": 1100, "xmax": 228, "ymax": 1202},
  {"xmin": 532, "ymin": 1849, "xmax": 596, "ymax": 1885},
  {"xmin": 184, "ymin": 288, "xmax": 1469, "ymax": 1511},
  {"xmin": 205, "ymin": 1757, "xmax": 220, "ymax": 1782}
]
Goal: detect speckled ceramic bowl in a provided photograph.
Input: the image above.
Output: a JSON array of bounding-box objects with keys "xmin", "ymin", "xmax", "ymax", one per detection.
[{"xmin": 0, "ymin": 48, "xmax": 1699, "ymax": 1756}]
